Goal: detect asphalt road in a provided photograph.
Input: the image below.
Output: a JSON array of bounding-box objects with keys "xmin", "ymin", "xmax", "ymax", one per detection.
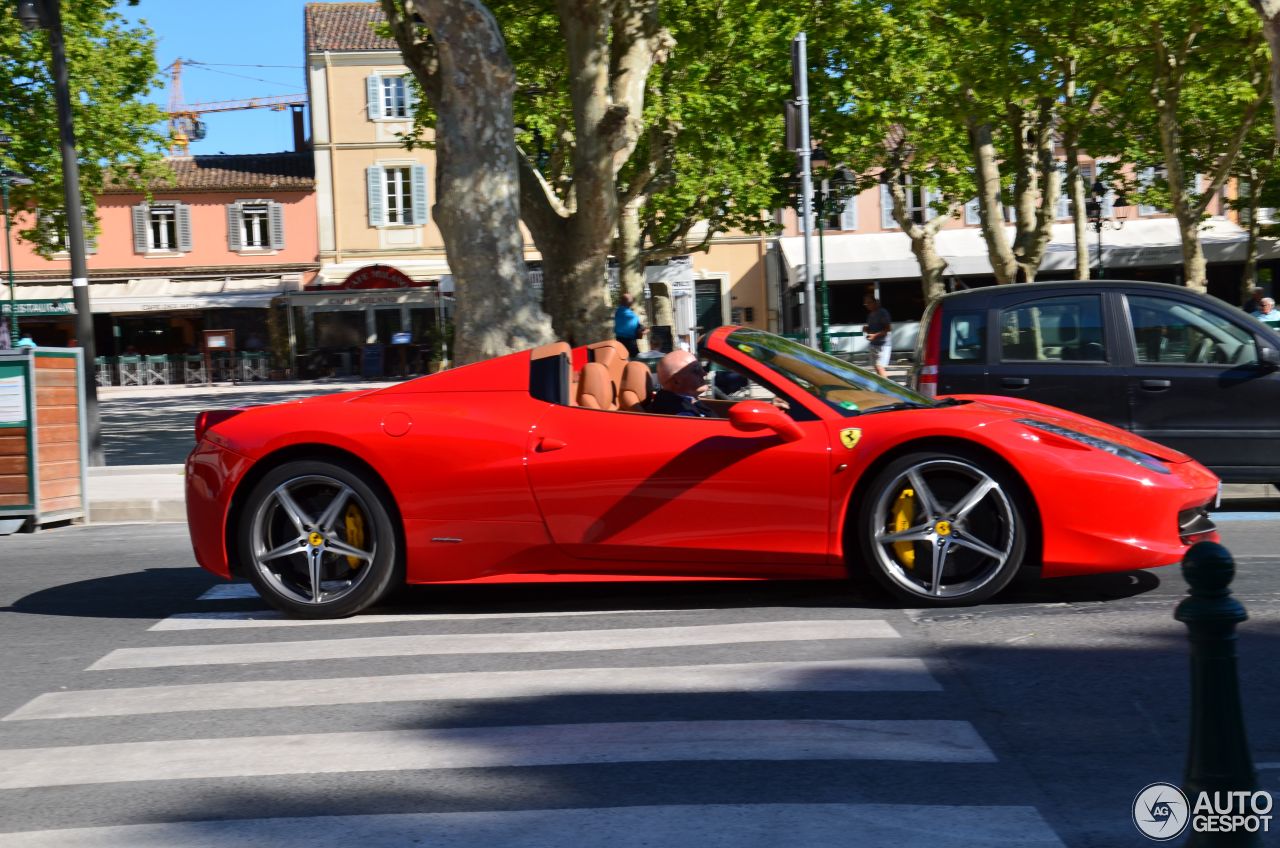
[{"xmin": 0, "ymin": 512, "xmax": 1276, "ymax": 847}]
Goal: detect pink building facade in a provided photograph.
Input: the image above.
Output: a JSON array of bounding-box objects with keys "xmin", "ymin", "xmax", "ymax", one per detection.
[{"xmin": 3, "ymin": 153, "xmax": 317, "ymax": 362}]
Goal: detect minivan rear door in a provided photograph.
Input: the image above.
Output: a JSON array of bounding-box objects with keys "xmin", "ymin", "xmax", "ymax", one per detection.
[
  {"xmin": 982, "ymin": 290, "xmax": 1129, "ymax": 428},
  {"xmin": 1120, "ymin": 291, "xmax": 1280, "ymax": 479}
]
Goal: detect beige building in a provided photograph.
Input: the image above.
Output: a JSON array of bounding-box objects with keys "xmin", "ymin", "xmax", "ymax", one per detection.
[{"xmin": 303, "ymin": 2, "xmax": 774, "ymax": 352}]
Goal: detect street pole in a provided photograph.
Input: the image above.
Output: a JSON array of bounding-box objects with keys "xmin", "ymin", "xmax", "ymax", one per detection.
[
  {"xmin": 21, "ymin": 0, "xmax": 102, "ymax": 463},
  {"xmin": 1095, "ymin": 219, "xmax": 1105, "ymax": 279},
  {"xmin": 2, "ymin": 177, "xmax": 17, "ymax": 342},
  {"xmin": 791, "ymin": 33, "xmax": 818, "ymax": 350},
  {"xmin": 816, "ymin": 188, "xmax": 830, "ymax": 353}
]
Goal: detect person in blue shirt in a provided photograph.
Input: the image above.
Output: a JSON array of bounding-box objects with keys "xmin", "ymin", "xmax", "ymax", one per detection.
[
  {"xmin": 15, "ymin": 333, "xmax": 36, "ymax": 348},
  {"xmin": 1255, "ymin": 297, "xmax": 1280, "ymax": 329},
  {"xmin": 614, "ymin": 292, "xmax": 644, "ymax": 357}
]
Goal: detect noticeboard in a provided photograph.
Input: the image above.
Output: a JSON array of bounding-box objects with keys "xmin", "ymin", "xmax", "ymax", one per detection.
[
  {"xmin": 203, "ymin": 329, "xmax": 236, "ymax": 351},
  {"xmin": 0, "ymin": 363, "xmax": 28, "ymax": 427}
]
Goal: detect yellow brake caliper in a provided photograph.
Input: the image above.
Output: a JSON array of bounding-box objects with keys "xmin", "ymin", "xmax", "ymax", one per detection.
[
  {"xmin": 344, "ymin": 504, "xmax": 366, "ymax": 568},
  {"xmin": 891, "ymin": 488, "xmax": 916, "ymax": 569}
]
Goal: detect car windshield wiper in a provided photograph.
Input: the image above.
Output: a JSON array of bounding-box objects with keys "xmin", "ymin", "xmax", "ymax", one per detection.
[{"xmin": 850, "ymin": 397, "xmax": 968, "ymax": 416}]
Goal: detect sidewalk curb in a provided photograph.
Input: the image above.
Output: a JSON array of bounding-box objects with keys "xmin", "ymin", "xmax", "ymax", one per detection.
[{"xmin": 88, "ymin": 464, "xmax": 186, "ymax": 525}]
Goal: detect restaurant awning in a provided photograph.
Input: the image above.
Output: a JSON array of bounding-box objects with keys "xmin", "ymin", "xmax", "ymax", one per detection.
[
  {"xmin": 777, "ymin": 218, "xmax": 1280, "ymax": 284},
  {"xmin": 8, "ymin": 276, "xmax": 302, "ymax": 314}
]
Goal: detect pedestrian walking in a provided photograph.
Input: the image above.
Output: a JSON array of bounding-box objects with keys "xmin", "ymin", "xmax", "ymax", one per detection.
[
  {"xmin": 614, "ymin": 292, "xmax": 645, "ymax": 358},
  {"xmin": 863, "ymin": 291, "xmax": 892, "ymax": 378}
]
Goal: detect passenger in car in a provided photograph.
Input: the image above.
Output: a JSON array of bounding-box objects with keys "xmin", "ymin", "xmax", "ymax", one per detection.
[{"xmin": 647, "ymin": 350, "xmax": 714, "ymax": 417}]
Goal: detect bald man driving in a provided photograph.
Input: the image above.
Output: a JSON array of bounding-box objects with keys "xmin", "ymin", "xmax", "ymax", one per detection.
[{"xmin": 647, "ymin": 350, "xmax": 714, "ymax": 417}]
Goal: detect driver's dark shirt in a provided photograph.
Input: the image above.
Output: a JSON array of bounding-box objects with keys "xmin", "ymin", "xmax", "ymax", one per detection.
[{"xmin": 647, "ymin": 389, "xmax": 713, "ymax": 417}]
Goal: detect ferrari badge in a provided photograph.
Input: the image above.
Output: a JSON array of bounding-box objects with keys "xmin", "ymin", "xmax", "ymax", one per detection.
[{"xmin": 839, "ymin": 428, "xmax": 862, "ymax": 450}]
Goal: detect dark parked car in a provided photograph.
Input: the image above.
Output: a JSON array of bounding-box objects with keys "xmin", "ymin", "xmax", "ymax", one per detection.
[{"xmin": 911, "ymin": 279, "xmax": 1280, "ymax": 483}]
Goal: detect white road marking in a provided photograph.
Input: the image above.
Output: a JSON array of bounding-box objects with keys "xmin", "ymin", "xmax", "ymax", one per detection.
[
  {"xmin": 196, "ymin": 583, "xmax": 258, "ymax": 600},
  {"xmin": 90, "ymin": 620, "xmax": 900, "ymax": 670},
  {"xmin": 152, "ymin": 607, "xmax": 718, "ymax": 630},
  {"xmin": 0, "ymin": 720, "xmax": 994, "ymax": 789},
  {"xmin": 0, "ymin": 804, "xmax": 1066, "ymax": 848},
  {"xmin": 5, "ymin": 658, "xmax": 940, "ymax": 721}
]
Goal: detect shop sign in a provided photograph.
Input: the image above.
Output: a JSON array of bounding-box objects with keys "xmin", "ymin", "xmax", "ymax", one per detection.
[
  {"xmin": 341, "ymin": 264, "xmax": 421, "ymax": 290},
  {"xmin": 0, "ymin": 364, "xmax": 28, "ymax": 427},
  {"xmin": 0, "ymin": 299, "xmax": 74, "ymax": 317}
]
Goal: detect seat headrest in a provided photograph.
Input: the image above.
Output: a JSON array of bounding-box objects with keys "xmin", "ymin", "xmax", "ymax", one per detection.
[
  {"xmin": 619, "ymin": 360, "xmax": 654, "ymax": 411},
  {"xmin": 576, "ymin": 361, "xmax": 616, "ymax": 410}
]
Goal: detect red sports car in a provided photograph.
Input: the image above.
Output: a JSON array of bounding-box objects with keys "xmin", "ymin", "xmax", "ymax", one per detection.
[{"xmin": 186, "ymin": 327, "xmax": 1220, "ymax": 618}]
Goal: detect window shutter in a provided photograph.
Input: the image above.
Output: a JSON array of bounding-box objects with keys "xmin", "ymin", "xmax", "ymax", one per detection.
[
  {"xmin": 367, "ymin": 165, "xmax": 385, "ymax": 227},
  {"xmin": 405, "ymin": 79, "xmax": 419, "ymax": 113},
  {"xmin": 131, "ymin": 203, "xmax": 148, "ymax": 252},
  {"xmin": 176, "ymin": 203, "xmax": 193, "ymax": 252},
  {"xmin": 367, "ymin": 75, "xmax": 381, "ymax": 120},
  {"xmin": 839, "ymin": 195, "xmax": 857, "ymax": 231},
  {"xmin": 268, "ymin": 201, "xmax": 285, "ymax": 249},
  {"xmin": 880, "ymin": 184, "xmax": 897, "ymax": 229},
  {"xmin": 410, "ymin": 164, "xmax": 428, "ymax": 226},
  {"xmin": 227, "ymin": 203, "xmax": 243, "ymax": 251}
]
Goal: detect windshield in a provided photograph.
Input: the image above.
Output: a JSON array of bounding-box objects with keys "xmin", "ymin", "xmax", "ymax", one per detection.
[{"xmin": 725, "ymin": 328, "xmax": 939, "ymax": 417}]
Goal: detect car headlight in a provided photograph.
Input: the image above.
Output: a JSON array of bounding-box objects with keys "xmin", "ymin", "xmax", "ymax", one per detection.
[{"xmin": 1016, "ymin": 418, "xmax": 1171, "ymax": 475}]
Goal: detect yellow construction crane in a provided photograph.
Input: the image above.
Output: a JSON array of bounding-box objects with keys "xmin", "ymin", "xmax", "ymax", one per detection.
[{"xmin": 165, "ymin": 59, "xmax": 307, "ymax": 155}]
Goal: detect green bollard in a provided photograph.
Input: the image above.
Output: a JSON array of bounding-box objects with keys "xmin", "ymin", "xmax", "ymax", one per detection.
[{"xmin": 1175, "ymin": 541, "xmax": 1260, "ymax": 848}]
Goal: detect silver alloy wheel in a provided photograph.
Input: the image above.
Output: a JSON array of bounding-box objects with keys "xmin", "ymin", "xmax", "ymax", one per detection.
[
  {"xmin": 248, "ymin": 473, "xmax": 378, "ymax": 607},
  {"xmin": 869, "ymin": 458, "xmax": 1016, "ymax": 600}
]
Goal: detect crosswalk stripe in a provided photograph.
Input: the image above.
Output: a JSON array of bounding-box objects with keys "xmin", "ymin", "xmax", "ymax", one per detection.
[
  {"xmin": 90, "ymin": 620, "xmax": 900, "ymax": 670},
  {"xmin": 0, "ymin": 719, "xmax": 995, "ymax": 789},
  {"xmin": 5, "ymin": 658, "xmax": 940, "ymax": 721},
  {"xmin": 0, "ymin": 804, "xmax": 1067, "ymax": 848},
  {"xmin": 151, "ymin": 607, "xmax": 717, "ymax": 631},
  {"xmin": 196, "ymin": 583, "xmax": 258, "ymax": 600}
]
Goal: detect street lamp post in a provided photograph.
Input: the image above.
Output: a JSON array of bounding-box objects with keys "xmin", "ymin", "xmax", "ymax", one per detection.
[
  {"xmin": 1086, "ymin": 178, "xmax": 1129, "ymax": 279},
  {"xmin": 17, "ymin": 0, "xmax": 102, "ymax": 464},
  {"xmin": 1, "ymin": 168, "xmax": 34, "ymax": 343}
]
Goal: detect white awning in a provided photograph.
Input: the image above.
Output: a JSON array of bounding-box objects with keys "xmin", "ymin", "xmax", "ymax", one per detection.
[
  {"xmin": 11, "ymin": 276, "xmax": 302, "ymax": 313},
  {"xmin": 314, "ymin": 259, "xmax": 452, "ymax": 287},
  {"xmin": 778, "ymin": 218, "xmax": 1280, "ymax": 284}
]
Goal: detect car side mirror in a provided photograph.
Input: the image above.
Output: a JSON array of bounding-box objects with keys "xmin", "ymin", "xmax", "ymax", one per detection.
[
  {"xmin": 728, "ymin": 401, "xmax": 804, "ymax": 443},
  {"xmin": 1260, "ymin": 346, "xmax": 1280, "ymax": 371}
]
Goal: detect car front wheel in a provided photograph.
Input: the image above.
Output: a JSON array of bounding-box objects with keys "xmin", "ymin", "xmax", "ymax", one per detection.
[
  {"xmin": 239, "ymin": 459, "xmax": 400, "ymax": 618},
  {"xmin": 858, "ymin": 450, "xmax": 1028, "ymax": 606}
]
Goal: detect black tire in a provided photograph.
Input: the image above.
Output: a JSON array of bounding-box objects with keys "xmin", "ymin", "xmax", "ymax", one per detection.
[
  {"xmin": 856, "ymin": 449, "xmax": 1028, "ymax": 607},
  {"xmin": 238, "ymin": 459, "xmax": 401, "ymax": 618}
]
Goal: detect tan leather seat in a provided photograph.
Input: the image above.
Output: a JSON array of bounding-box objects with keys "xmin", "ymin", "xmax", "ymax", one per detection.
[
  {"xmin": 576, "ymin": 361, "xmax": 616, "ymax": 410},
  {"xmin": 587, "ymin": 340, "xmax": 628, "ymax": 392},
  {"xmin": 619, "ymin": 360, "xmax": 654, "ymax": 411}
]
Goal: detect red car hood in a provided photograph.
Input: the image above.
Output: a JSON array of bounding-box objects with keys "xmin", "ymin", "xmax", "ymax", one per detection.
[{"xmin": 949, "ymin": 394, "xmax": 1194, "ymax": 464}]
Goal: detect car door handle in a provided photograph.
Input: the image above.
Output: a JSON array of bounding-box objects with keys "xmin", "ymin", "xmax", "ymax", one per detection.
[
  {"xmin": 537, "ymin": 437, "xmax": 568, "ymax": 452},
  {"xmin": 1140, "ymin": 379, "xmax": 1172, "ymax": 391},
  {"xmin": 1000, "ymin": 377, "xmax": 1030, "ymax": 388}
]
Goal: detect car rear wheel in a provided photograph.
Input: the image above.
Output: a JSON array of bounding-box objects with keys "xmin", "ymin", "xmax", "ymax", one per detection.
[
  {"xmin": 239, "ymin": 459, "xmax": 400, "ymax": 618},
  {"xmin": 857, "ymin": 450, "xmax": 1027, "ymax": 606}
]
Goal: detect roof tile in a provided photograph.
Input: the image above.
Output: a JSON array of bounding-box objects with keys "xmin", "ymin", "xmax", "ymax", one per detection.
[
  {"xmin": 305, "ymin": 2, "xmax": 397, "ymax": 53},
  {"xmin": 104, "ymin": 153, "xmax": 315, "ymax": 194}
]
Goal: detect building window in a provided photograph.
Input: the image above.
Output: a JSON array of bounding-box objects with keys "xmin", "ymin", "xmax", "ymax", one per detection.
[
  {"xmin": 36, "ymin": 208, "xmax": 97, "ymax": 255},
  {"xmin": 879, "ymin": 177, "xmax": 933, "ymax": 229},
  {"xmin": 367, "ymin": 163, "xmax": 429, "ymax": 227},
  {"xmin": 131, "ymin": 202, "xmax": 191, "ymax": 253},
  {"xmin": 227, "ymin": 200, "xmax": 284, "ymax": 251},
  {"xmin": 367, "ymin": 74, "xmax": 415, "ymax": 120}
]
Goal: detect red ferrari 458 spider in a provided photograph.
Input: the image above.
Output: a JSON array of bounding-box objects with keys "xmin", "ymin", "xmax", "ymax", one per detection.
[{"xmin": 186, "ymin": 327, "xmax": 1220, "ymax": 618}]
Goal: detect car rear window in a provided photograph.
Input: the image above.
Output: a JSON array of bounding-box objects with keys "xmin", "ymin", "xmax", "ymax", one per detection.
[
  {"xmin": 942, "ymin": 309, "xmax": 986, "ymax": 363},
  {"xmin": 998, "ymin": 295, "xmax": 1107, "ymax": 362}
]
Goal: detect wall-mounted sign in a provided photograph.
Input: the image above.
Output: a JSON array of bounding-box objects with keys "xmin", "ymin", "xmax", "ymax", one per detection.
[
  {"xmin": 0, "ymin": 300, "xmax": 73, "ymax": 317},
  {"xmin": 340, "ymin": 264, "xmax": 420, "ymax": 291},
  {"xmin": 203, "ymin": 329, "xmax": 236, "ymax": 351}
]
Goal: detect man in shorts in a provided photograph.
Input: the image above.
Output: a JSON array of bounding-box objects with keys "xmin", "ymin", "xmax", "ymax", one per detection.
[{"xmin": 863, "ymin": 291, "xmax": 891, "ymax": 378}]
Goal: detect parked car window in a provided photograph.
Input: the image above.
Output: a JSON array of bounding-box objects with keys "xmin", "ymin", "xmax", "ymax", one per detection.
[
  {"xmin": 998, "ymin": 295, "xmax": 1106, "ymax": 362},
  {"xmin": 1126, "ymin": 294, "xmax": 1258, "ymax": 366},
  {"xmin": 942, "ymin": 309, "xmax": 985, "ymax": 363}
]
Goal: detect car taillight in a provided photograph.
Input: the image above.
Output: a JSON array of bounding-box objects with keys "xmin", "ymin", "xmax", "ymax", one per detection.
[
  {"xmin": 195, "ymin": 409, "xmax": 245, "ymax": 443},
  {"xmin": 917, "ymin": 306, "xmax": 943, "ymax": 399}
]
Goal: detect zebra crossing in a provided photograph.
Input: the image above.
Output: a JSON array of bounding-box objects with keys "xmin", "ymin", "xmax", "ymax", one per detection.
[{"xmin": 0, "ymin": 582, "xmax": 1067, "ymax": 847}]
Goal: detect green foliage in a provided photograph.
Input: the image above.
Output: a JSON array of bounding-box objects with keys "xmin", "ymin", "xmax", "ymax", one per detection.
[{"xmin": 0, "ymin": 0, "xmax": 165, "ymax": 255}]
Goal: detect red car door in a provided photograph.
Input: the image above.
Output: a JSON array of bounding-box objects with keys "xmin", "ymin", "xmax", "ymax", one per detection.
[{"xmin": 525, "ymin": 404, "xmax": 833, "ymax": 574}]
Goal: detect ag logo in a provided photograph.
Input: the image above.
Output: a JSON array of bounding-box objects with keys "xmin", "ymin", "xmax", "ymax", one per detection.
[
  {"xmin": 839, "ymin": 428, "xmax": 862, "ymax": 449},
  {"xmin": 1133, "ymin": 782, "xmax": 1190, "ymax": 840}
]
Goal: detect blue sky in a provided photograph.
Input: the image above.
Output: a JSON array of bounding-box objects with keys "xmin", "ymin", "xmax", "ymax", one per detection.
[{"xmin": 123, "ymin": 0, "xmax": 352, "ymax": 156}]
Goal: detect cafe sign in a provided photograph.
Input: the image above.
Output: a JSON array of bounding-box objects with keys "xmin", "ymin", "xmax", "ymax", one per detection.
[{"xmin": 0, "ymin": 299, "xmax": 74, "ymax": 317}]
